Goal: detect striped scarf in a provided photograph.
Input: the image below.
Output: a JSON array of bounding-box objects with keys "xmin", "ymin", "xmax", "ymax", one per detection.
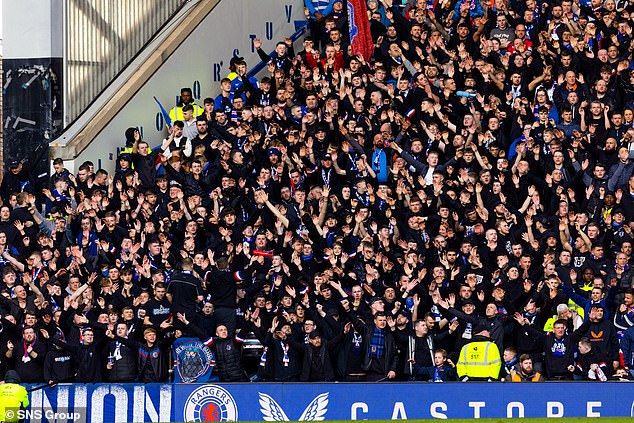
[{"xmin": 369, "ymin": 327, "xmax": 385, "ymax": 358}]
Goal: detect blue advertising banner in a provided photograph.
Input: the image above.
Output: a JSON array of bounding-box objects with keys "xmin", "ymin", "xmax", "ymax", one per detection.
[
  {"xmin": 25, "ymin": 382, "xmax": 634, "ymax": 423},
  {"xmin": 27, "ymin": 384, "xmax": 172, "ymax": 423}
]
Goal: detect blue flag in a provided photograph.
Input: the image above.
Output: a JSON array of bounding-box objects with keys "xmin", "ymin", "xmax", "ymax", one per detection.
[
  {"xmin": 172, "ymin": 337, "xmax": 216, "ymax": 383},
  {"xmin": 153, "ymin": 96, "xmax": 173, "ymax": 128}
]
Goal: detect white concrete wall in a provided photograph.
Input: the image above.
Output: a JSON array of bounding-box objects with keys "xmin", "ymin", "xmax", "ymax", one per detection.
[
  {"xmin": 70, "ymin": 0, "xmax": 305, "ymax": 172},
  {"xmin": 3, "ymin": 0, "xmax": 63, "ymax": 58}
]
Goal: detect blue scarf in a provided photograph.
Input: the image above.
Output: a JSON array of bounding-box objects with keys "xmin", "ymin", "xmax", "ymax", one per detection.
[
  {"xmin": 504, "ymin": 356, "xmax": 518, "ymax": 369},
  {"xmin": 369, "ymin": 327, "xmax": 385, "ymax": 358},
  {"xmin": 433, "ymin": 366, "xmax": 443, "ymax": 382}
]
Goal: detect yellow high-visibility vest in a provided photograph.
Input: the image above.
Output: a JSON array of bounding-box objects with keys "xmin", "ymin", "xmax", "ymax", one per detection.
[
  {"xmin": 169, "ymin": 103, "xmax": 203, "ymax": 123},
  {"xmin": 543, "ymin": 315, "xmax": 558, "ymax": 332},
  {"xmin": 456, "ymin": 340, "xmax": 502, "ymax": 379},
  {"xmin": 0, "ymin": 383, "xmax": 29, "ymax": 422}
]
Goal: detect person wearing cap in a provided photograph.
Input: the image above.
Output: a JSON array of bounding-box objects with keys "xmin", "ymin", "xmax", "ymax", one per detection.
[
  {"xmin": 0, "ymin": 159, "xmax": 32, "ymax": 205},
  {"xmin": 113, "ymin": 153, "xmax": 133, "ymax": 184},
  {"xmin": 366, "ymin": 296, "xmax": 385, "ymax": 317},
  {"xmin": 313, "ymin": 154, "xmax": 342, "ymax": 191},
  {"xmin": 296, "ymin": 328, "xmax": 343, "ymax": 381},
  {"xmin": 51, "ymin": 325, "xmax": 105, "ymax": 383},
  {"xmin": 0, "ymin": 370, "xmax": 29, "ymax": 423},
  {"xmin": 43, "ymin": 331, "xmax": 74, "ymax": 386}
]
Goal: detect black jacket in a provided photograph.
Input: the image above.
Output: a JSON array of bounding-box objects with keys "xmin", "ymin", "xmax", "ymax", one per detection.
[
  {"xmin": 106, "ymin": 339, "xmax": 138, "ymax": 382},
  {"xmin": 252, "ymin": 324, "xmax": 301, "ymax": 382},
  {"xmin": 577, "ymin": 318, "xmax": 620, "ymax": 364},
  {"xmin": 349, "ymin": 311, "xmax": 399, "ymax": 376},
  {"xmin": 295, "ymin": 332, "xmax": 343, "ymax": 382},
  {"xmin": 167, "ymin": 270, "xmax": 203, "ymax": 316},
  {"xmin": 12, "ymin": 339, "xmax": 47, "ymax": 382},
  {"xmin": 43, "ymin": 348, "xmax": 74, "ymax": 383},
  {"xmin": 526, "ymin": 319, "xmax": 591, "ymax": 378},
  {"xmin": 52, "ymin": 339, "xmax": 103, "ymax": 383},
  {"xmin": 210, "ymin": 336, "xmax": 247, "ymax": 382}
]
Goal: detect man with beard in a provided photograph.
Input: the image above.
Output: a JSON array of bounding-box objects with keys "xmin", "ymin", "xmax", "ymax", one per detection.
[
  {"xmin": 7, "ymin": 327, "xmax": 47, "ymax": 382},
  {"xmin": 191, "ymin": 116, "xmax": 213, "ymax": 150}
]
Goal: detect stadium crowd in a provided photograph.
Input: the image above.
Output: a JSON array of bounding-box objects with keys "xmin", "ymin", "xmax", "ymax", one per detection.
[{"xmin": 2, "ymin": 0, "xmax": 634, "ymax": 384}]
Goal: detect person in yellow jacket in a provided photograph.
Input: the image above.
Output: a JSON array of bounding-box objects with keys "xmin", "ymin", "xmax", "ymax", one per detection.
[
  {"xmin": 0, "ymin": 371, "xmax": 29, "ymax": 423},
  {"xmin": 456, "ymin": 330, "xmax": 502, "ymax": 381},
  {"xmin": 505, "ymin": 354, "xmax": 543, "ymax": 382},
  {"xmin": 169, "ymin": 88, "xmax": 202, "ymax": 123}
]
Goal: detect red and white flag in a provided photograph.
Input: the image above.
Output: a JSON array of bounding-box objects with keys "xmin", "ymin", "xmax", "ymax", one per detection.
[{"xmin": 347, "ymin": 0, "xmax": 374, "ymax": 61}]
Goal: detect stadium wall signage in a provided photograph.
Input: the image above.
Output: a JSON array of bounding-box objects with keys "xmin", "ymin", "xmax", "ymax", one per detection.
[{"xmin": 27, "ymin": 382, "xmax": 634, "ymax": 422}]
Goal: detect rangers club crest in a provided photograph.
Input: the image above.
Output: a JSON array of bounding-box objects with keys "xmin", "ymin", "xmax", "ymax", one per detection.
[{"xmin": 184, "ymin": 385, "xmax": 238, "ymax": 422}]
